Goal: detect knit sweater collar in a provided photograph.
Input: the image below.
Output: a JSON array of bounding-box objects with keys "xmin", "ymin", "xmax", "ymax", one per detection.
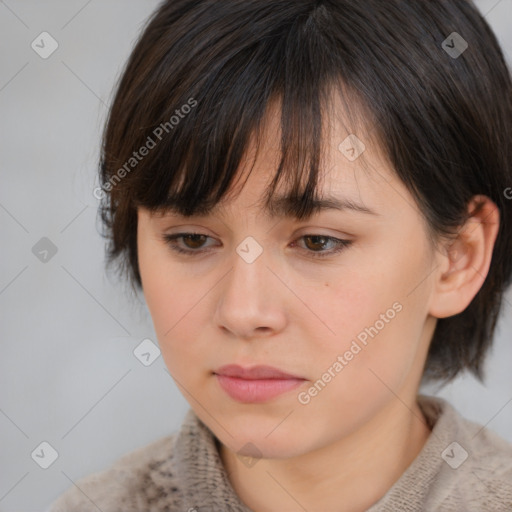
[
  {"xmin": 172, "ymin": 409, "xmax": 252, "ymax": 511},
  {"xmin": 170, "ymin": 395, "xmax": 453, "ymax": 511}
]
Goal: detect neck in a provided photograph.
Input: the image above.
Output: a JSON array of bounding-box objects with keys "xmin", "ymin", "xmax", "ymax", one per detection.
[{"xmin": 219, "ymin": 396, "xmax": 432, "ymax": 512}]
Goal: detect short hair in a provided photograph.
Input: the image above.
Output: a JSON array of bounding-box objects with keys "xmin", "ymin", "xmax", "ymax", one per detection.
[{"xmin": 97, "ymin": 0, "xmax": 512, "ymax": 384}]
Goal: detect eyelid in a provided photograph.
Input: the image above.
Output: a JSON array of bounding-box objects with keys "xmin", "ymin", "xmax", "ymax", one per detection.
[{"xmin": 161, "ymin": 231, "xmax": 353, "ymax": 259}]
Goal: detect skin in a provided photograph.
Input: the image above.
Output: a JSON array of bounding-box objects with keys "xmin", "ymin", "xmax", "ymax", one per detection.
[{"xmin": 137, "ymin": 101, "xmax": 499, "ymax": 512}]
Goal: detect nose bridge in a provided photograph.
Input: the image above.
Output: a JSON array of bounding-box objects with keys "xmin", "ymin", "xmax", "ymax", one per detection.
[
  {"xmin": 224, "ymin": 235, "xmax": 271, "ymax": 311},
  {"xmin": 214, "ymin": 234, "xmax": 287, "ymax": 338}
]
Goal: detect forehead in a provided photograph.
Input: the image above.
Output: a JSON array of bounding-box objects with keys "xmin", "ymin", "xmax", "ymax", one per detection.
[
  {"xmin": 158, "ymin": 148, "xmax": 390, "ymax": 225},
  {"xmin": 157, "ymin": 93, "xmax": 396, "ymax": 221}
]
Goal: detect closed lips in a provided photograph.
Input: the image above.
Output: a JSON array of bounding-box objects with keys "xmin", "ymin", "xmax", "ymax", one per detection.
[{"xmin": 214, "ymin": 364, "xmax": 305, "ymax": 380}]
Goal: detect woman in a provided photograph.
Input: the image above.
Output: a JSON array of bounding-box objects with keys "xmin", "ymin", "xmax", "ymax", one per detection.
[{"xmin": 50, "ymin": 0, "xmax": 512, "ymax": 510}]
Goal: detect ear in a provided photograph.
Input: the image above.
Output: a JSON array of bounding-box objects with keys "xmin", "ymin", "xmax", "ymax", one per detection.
[{"xmin": 428, "ymin": 195, "xmax": 500, "ymax": 319}]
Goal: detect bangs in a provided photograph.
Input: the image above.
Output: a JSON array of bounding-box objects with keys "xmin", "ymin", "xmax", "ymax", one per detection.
[{"xmin": 100, "ymin": 1, "xmax": 374, "ymax": 222}]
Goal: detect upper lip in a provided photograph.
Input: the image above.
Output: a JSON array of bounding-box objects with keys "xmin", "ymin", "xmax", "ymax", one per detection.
[{"xmin": 214, "ymin": 364, "xmax": 305, "ymax": 380}]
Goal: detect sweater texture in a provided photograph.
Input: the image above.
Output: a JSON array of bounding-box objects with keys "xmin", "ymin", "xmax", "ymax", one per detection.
[{"xmin": 49, "ymin": 395, "xmax": 512, "ymax": 511}]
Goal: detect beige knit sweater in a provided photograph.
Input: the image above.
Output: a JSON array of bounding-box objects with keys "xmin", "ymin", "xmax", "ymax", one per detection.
[{"xmin": 49, "ymin": 395, "xmax": 512, "ymax": 511}]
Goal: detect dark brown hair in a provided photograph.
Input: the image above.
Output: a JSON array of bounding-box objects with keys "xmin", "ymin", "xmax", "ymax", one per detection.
[{"xmin": 97, "ymin": 0, "xmax": 512, "ymax": 384}]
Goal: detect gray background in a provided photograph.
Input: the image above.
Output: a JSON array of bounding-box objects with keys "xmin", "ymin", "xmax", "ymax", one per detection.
[{"xmin": 0, "ymin": 1, "xmax": 511, "ymax": 511}]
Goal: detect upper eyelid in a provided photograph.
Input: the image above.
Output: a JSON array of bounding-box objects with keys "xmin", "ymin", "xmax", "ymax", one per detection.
[
  {"xmin": 164, "ymin": 230, "xmax": 351, "ymax": 242},
  {"xmin": 164, "ymin": 232, "xmax": 351, "ymax": 249}
]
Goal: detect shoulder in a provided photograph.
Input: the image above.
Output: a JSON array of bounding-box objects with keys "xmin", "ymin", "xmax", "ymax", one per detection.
[
  {"xmin": 48, "ymin": 433, "xmax": 183, "ymax": 512},
  {"xmin": 421, "ymin": 395, "xmax": 512, "ymax": 510},
  {"xmin": 369, "ymin": 395, "xmax": 512, "ymax": 512},
  {"xmin": 450, "ymin": 405, "xmax": 512, "ymax": 505},
  {"xmin": 48, "ymin": 407, "xmax": 253, "ymax": 512}
]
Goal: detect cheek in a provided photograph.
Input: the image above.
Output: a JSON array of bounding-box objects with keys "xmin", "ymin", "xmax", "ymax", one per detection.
[
  {"xmin": 138, "ymin": 238, "xmax": 204, "ymax": 366},
  {"xmin": 296, "ymin": 275, "xmax": 428, "ymax": 438},
  {"xmin": 142, "ymin": 272, "xmax": 204, "ymax": 349},
  {"xmin": 315, "ymin": 242, "xmax": 432, "ymax": 386},
  {"xmin": 144, "ymin": 282, "xmax": 210, "ymax": 384}
]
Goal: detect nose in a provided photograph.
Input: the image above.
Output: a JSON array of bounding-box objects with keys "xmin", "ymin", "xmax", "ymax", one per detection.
[{"xmin": 213, "ymin": 241, "xmax": 288, "ymax": 340}]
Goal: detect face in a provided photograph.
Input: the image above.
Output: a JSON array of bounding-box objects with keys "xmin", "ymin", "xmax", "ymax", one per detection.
[{"xmin": 137, "ymin": 102, "xmax": 439, "ymax": 460}]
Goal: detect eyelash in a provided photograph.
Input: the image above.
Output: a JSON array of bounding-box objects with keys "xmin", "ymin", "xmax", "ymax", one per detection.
[{"xmin": 161, "ymin": 232, "xmax": 352, "ymax": 259}]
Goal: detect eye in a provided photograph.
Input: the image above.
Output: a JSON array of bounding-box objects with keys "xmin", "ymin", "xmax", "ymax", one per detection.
[
  {"xmin": 162, "ymin": 233, "xmax": 215, "ymax": 254},
  {"xmin": 291, "ymin": 234, "xmax": 352, "ymax": 259},
  {"xmin": 161, "ymin": 232, "xmax": 352, "ymax": 259}
]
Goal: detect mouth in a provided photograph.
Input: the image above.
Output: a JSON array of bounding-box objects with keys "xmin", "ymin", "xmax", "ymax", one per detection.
[{"xmin": 213, "ymin": 364, "xmax": 307, "ymax": 403}]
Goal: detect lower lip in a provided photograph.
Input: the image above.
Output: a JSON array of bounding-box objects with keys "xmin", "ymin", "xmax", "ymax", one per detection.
[{"xmin": 215, "ymin": 374, "xmax": 305, "ymax": 403}]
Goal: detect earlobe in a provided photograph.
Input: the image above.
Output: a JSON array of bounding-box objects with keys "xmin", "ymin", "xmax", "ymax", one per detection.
[{"xmin": 428, "ymin": 195, "xmax": 500, "ymax": 319}]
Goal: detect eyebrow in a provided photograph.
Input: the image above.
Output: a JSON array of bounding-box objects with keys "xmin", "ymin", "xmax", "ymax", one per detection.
[
  {"xmin": 158, "ymin": 193, "xmax": 378, "ymax": 219},
  {"xmin": 261, "ymin": 193, "xmax": 378, "ymax": 219}
]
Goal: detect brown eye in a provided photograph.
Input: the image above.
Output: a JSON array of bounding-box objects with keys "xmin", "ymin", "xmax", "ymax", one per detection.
[
  {"xmin": 303, "ymin": 235, "xmax": 331, "ymax": 252},
  {"xmin": 293, "ymin": 235, "xmax": 352, "ymax": 259},
  {"xmin": 180, "ymin": 234, "xmax": 208, "ymax": 249},
  {"xmin": 162, "ymin": 233, "xmax": 215, "ymax": 255}
]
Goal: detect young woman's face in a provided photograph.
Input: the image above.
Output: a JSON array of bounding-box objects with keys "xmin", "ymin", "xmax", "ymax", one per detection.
[{"xmin": 137, "ymin": 105, "xmax": 439, "ymax": 459}]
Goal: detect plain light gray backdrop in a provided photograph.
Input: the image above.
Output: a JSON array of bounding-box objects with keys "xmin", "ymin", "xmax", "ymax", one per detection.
[{"xmin": 0, "ymin": 1, "xmax": 511, "ymax": 511}]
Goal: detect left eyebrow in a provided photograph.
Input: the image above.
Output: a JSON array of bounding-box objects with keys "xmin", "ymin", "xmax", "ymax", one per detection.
[{"xmin": 261, "ymin": 193, "xmax": 379, "ymax": 219}]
